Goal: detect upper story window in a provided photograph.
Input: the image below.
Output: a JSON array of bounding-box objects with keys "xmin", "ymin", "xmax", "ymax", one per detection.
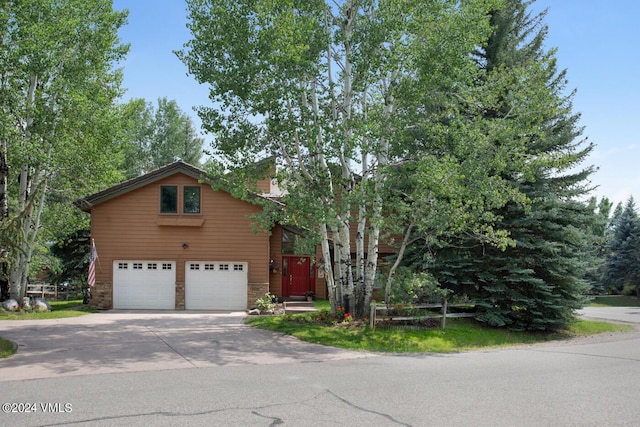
[
  {"xmin": 160, "ymin": 185, "xmax": 201, "ymax": 215},
  {"xmin": 184, "ymin": 186, "xmax": 201, "ymax": 214},
  {"xmin": 160, "ymin": 186, "xmax": 178, "ymax": 213}
]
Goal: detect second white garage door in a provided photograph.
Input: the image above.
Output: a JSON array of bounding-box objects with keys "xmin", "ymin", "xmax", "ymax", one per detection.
[{"xmin": 185, "ymin": 261, "xmax": 248, "ymax": 310}]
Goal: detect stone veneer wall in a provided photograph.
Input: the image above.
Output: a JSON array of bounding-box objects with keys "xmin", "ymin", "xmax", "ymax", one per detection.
[
  {"xmin": 248, "ymin": 282, "xmax": 269, "ymax": 309},
  {"xmin": 175, "ymin": 281, "xmax": 185, "ymax": 310},
  {"xmin": 89, "ymin": 281, "xmax": 113, "ymax": 310}
]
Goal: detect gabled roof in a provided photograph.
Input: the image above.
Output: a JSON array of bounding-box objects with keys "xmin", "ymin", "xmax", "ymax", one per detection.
[
  {"xmin": 74, "ymin": 160, "xmax": 284, "ymax": 213},
  {"xmin": 74, "ymin": 161, "xmax": 210, "ymax": 212}
]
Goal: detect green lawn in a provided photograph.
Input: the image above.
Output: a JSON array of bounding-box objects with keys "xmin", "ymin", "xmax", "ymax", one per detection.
[
  {"xmin": 589, "ymin": 296, "xmax": 640, "ymax": 307},
  {"xmin": 246, "ymin": 310, "xmax": 631, "ymax": 353},
  {"xmin": 0, "ymin": 337, "xmax": 16, "ymax": 358},
  {"xmin": 0, "ymin": 299, "xmax": 94, "ymax": 320}
]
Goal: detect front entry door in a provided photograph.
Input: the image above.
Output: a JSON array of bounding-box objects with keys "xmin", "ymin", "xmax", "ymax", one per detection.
[{"xmin": 282, "ymin": 256, "xmax": 312, "ymax": 297}]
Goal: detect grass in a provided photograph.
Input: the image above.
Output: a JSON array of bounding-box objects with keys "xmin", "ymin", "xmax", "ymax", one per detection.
[
  {"xmin": 589, "ymin": 295, "xmax": 640, "ymax": 307},
  {"xmin": 0, "ymin": 299, "xmax": 94, "ymax": 320},
  {"xmin": 245, "ymin": 310, "xmax": 632, "ymax": 353},
  {"xmin": 0, "ymin": 337, "xmax": 16, "ymax": 358}
]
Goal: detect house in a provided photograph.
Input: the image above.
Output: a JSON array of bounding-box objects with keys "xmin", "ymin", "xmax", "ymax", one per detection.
[{"xmin": 75, "ymin": 160, "xmax": 324, "ymax": 310}]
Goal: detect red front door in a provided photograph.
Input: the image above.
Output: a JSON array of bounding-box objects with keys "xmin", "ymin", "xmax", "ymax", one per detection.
[{"xmin": 282, "ymin": 256, "xmax": 313, "ymax": 297}]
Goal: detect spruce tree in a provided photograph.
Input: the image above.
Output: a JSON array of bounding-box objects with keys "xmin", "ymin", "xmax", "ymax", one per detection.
[
  {"xmin": 604, "ymin": 197, "xmax": 640, "ymax": 296},
  {"xmin": 416, "ymin": 0, "xmax": 595, "ymax": 330}
]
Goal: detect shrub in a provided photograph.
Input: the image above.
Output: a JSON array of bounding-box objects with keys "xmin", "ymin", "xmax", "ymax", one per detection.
[{"xmin": 255, "ymin": 292, "xmax": 276, "ymax": 312}]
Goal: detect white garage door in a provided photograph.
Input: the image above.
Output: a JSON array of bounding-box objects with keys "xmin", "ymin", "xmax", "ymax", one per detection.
[
  {"xmin": 185, "ymin": 261, "xmax": 248, "ymax": 310},
  {"xmin": 113, "ymin": 261, "xmax": 176, "ymax": 309}
]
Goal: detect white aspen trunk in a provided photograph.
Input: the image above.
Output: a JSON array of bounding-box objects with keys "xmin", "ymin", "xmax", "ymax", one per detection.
[
  {"xmin": 9, "ymin": 164, "xmax": 31, "ymax": 299},
  {"xmin": 359, "ymin": 74, "xmax": 397, "ymax": 316},
  {"xmin": 319, "ymin": 223, "xmax": 337, "ymax": 312},
  {"xmin": 384, "ymin": 221, "xmax": 416, "ymax": 305},
  {"xmin": 0, "ymin": 139, "xmax": 7, "ymax": 219},
  {"xmin": 338, "ymin": 0, "xmax": 356, "ymax": 315},
  {"xmin": 354, "ymin": 152, "xmax": 368, "ymax": 312}
]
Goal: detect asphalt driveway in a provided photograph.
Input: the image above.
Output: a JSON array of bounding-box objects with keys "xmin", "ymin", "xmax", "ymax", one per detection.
[{"xmin": 0, "ymin": 311, "xmax": 370, "ymax": 382}]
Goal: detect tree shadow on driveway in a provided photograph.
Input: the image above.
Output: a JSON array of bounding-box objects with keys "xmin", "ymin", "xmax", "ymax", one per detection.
[{"xmin": 0, "ymin": 311, "xmax": 371, "ymax": 381}]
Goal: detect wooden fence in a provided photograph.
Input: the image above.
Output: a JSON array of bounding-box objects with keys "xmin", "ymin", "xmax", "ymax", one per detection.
[
  {"xmin": 369, "ymin": 299, "xmax": 478, "ymax": 330},
  {"xmin": 26, "ymin": 283, "xmax": 80, "ymax": 300}
]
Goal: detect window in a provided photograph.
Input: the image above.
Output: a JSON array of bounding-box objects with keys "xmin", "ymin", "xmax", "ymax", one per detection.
[
  {"xmin": 148, "ymin": 263, "xmax": 157, "ymax": 270},
  {"xmin": 219, "ymin": 264, "xmax": 229, "ymax": 271},
  {"xmin": 184, "ymin": 186, "xmax": 201, "ymax": 214},
  {"xmin": 233, "ymin": 264, "xmax": 244, "ymax": 271},
  {"xmin": 133, "ymin": 263, "xmax": 142, "ymax": 270},
  {"xmin": 205, "ymin": 264, "xmax": 215, "ymax": 270},
  {"xmin": 282, "ymin": 229, "xmax": 298, "ymax": 254},
  {"xmin": 190, "ymin": 263, "xmax": 200, "ymax": 270},
  {"xmin": 162, "ymin": 263, "xmax": 172, "ymax": 270},
  {"xmin": 160, "ymin": 186, "xmax": 178, "ymax": 213},
  {"xmin": 118, "ymin": 263, "xmax": 128, "ymax": 269}
]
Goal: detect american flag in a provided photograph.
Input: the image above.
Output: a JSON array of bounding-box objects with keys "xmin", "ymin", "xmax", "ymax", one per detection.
[{"xmin": 88, "ymin": 239, "xmax": 98, "ymax": 287}]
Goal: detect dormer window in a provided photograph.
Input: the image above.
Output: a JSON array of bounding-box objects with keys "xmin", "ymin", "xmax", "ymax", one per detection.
[{"xmin": 160, "ymin": 186, "xmax": 178, "ymax": 213}]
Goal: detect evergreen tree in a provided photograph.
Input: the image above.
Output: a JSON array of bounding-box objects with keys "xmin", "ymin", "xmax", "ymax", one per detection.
[
  {"xmin": 412, "ymin": 0, "xmax": 595, "ymax": 330},
  {"xmin": 583, "ymin": 197, "xmax": 615, "ymax": 294},
  {"xmin": 604, "ymin": 197, "xmax": 640, "ymax": 295}
]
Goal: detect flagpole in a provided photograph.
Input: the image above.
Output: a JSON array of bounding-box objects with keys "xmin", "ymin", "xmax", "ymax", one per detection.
[{"xmin": 93, "ymin": 238, "xmax": 102, "ymax": 272}]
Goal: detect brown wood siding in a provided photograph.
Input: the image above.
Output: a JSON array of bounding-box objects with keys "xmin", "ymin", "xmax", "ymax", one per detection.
[
  {"xmin": 90, "ymin": 173, "xmax": 270, "ymax": 286},
  {"xmin": 268, "ymin": 225, "xmax": 283, "ymax": 297},
  {"xmin": 256, "ymin": 178, "xmax": 271, "ymax": 194}
]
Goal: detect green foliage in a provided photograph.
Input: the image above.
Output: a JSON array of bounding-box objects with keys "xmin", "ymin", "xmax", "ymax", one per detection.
[
  {"xmin": 0, "ymin": 337, "xmax": 16, "ymax": 359},
  {"xmin": 389, "ymin": 268, "xmax": 450, "ymax": 304},
  {"xmin": 119, "ymin": 97, "xmax": 204, "ymax": 179},
  {"xmin": 178, "ymin": 0, "xmax": 508, "ymax": 317},
  {"xmin": 582, "ymin": 197, "xmax": 615, "ymax": 293},
  {"xmin": 404, "ymin": 0, "xmax": 595, "ymax": 331},
  {"xmin": 48, "ymin": 228, "xmax": 91, "ymax": 286},
  {"xmin": 589, "ymin": 296, "xmax": 640, "ymax": 307},
  {"xmin": 1, "ymin": 0, "xmax": 128, "ymax": 297},
  {"xmin": 254, "ymin": 292, "xmax": 276, "ymax": 312},
  {"xmin": 603, "ymin": 197, "xmax": 640, "ymax": 295}
]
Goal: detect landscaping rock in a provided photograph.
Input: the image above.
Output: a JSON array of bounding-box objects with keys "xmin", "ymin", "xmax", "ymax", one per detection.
[
  {"xmin": 2, "ymin": 299, "xmax": 19, "ymax": 311},
  {"xmin": 33, "ymin": 299, "xmax": 52, "ymax": 312},
  {"xmin": 248, "ymin": 308, "xmax": 261, "ymax": 315}
]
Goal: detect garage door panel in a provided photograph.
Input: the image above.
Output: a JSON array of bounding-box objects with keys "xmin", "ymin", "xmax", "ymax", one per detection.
[
  {"xmin": 113, "ymin": 261, "xmax": 175, "ymax": 309},
  {"xmin": 185, "ymin": 262, "xmax": 247, "ymax": 310}
]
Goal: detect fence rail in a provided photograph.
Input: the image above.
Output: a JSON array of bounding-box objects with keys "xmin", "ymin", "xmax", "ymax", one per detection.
[
  {"xmin": 26, "ymin": 283, "xmax": 80, "ymax": 300},
  {"xmin": 369, "ymin": 300, "xmax": 478, "ymax": 330}
]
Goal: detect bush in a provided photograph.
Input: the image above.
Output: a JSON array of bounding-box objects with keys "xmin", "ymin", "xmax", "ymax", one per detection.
[
  {"xmin": 623, "ymin": 284, "xmax": 638, "ymax": 297},
  {"xmin": 255, "ymin": 292, "xmax": 276, "ymax": 312},
  {"xmin": 390, "ymin": 268, "xmax": 450, "ymax": 304}
]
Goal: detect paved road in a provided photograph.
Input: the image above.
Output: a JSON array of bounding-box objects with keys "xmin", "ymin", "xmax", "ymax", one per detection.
[
  {"xmin": 0, "ymin": 308, "xmax": 638, "ymax": 426},
  {"xmin": 579, "ymin": 306, "xmax": 640, "ymax": 324}
]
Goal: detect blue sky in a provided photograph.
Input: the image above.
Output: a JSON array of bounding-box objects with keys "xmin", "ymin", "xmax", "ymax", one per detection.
[{"xmin": 112, "ymin": 0, "xmax": 640, "ymax": 208}]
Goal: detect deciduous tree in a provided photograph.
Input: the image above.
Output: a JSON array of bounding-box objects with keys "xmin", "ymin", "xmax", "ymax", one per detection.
[
  {"xmin": 0, "ymin": 0, "xmax": 128, "ymax": 299},
  {"xmin": 119, "ymin": 97, "xmax": 204, "ymax": 179},
  {"xmin": 178, "ymin": 0, "xmax": 503, "ymax": 316}
]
